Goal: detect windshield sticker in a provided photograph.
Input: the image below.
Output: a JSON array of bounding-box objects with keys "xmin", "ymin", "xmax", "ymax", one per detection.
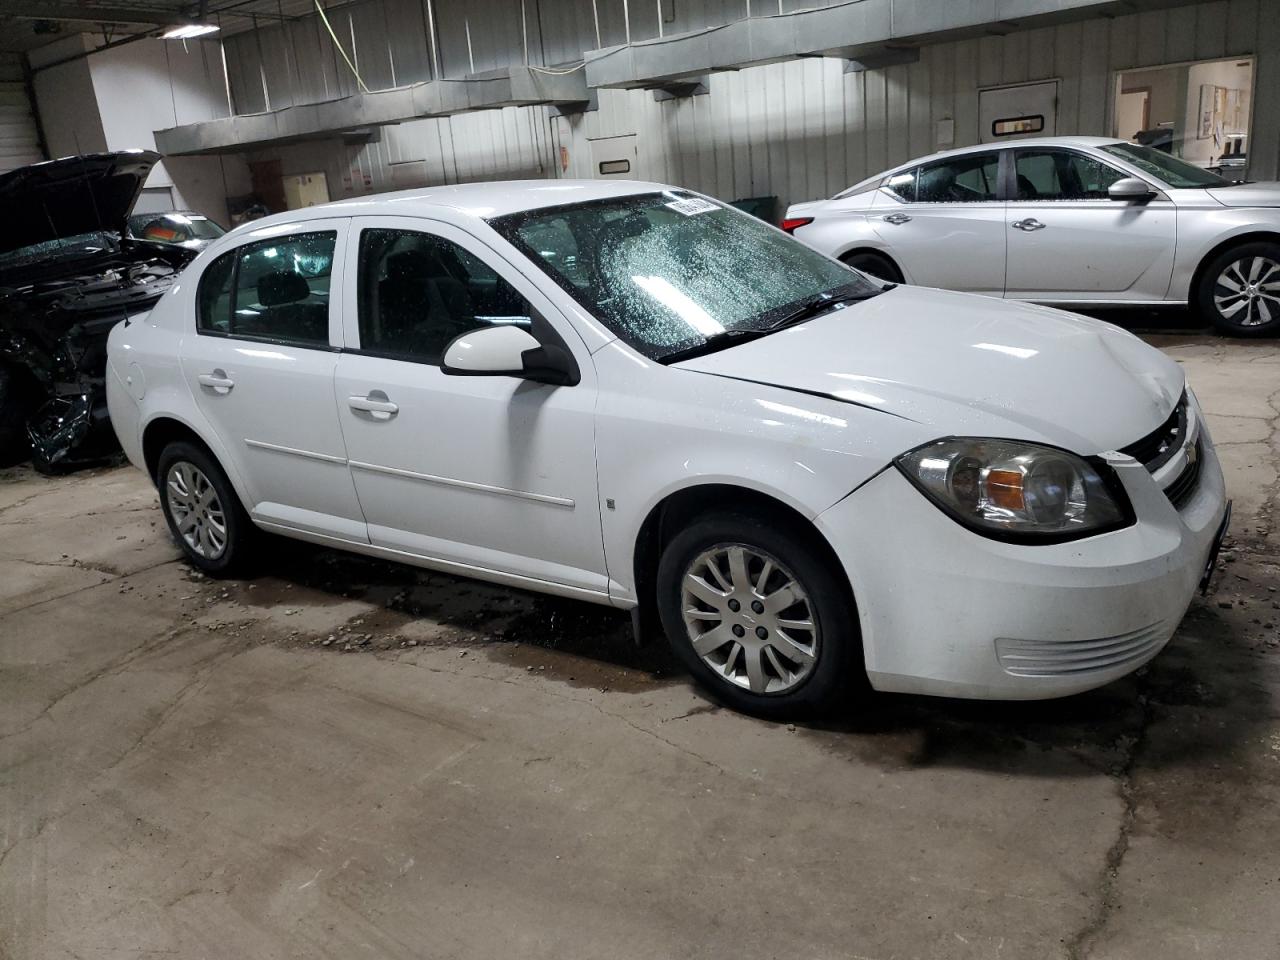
[{"xmin": 665, "ymin": 197, "xmax": 719, "ymax": 216}]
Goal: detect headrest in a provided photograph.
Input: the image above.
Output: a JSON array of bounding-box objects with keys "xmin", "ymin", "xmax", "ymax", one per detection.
[
  {"xmin": 258, "ymin": 271, "xmax": 310, "ymax": 306},
  {"xmin": 385, "ymin": 248, "xmax": 447, "ymax": 281}
]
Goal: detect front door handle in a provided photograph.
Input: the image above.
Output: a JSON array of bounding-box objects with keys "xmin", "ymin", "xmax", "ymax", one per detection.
[
  {"xmin": 1012, "ymin": 218, "xmax": 1046, "ymax": 231},
  {"xmin": 197, "ymin": 369, "xmax": 234, "ymax": 394},
  {"xmin": 882, "ymin": 213, "xmax": 912, "ymax": 225},
  {"xmin": 348, "ymin": 391, "xmax": 398, "ymax": 421}
]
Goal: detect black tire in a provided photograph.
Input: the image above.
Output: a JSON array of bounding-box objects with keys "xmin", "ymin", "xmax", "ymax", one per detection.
[
  {"xmin": 842, "ymin": 250, "xmax": 904, "ymax": 285},
  {"xmin": 156, "ymin": 440, "xmax": 258, "ymax": 577},
  {"xmin": 1196, "ymin": 241, "xmax": 1280, "ymax": 337},
  {"xmin": 655, "ymin": 511, "xmax": 862, "ymax": 719},
  {"xmin": 0, "ymin": 364, "xmax": 37, "ymax": 468}
]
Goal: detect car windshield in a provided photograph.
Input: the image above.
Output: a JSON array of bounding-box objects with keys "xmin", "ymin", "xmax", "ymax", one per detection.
[
  {"xmin": 489, "ymin": 192, "xmax": 877, "ymax": 362},
  {"xmin": 128, "ymin": 213, "xmax": 226, "ymax": 244},
  {"xmin": 1099, "ymin": 143, "xmax": 1232, "ymax": 188}
]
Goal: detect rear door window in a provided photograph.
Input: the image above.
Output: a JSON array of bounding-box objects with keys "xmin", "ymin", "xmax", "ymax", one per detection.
[
  {"xmin": 196, "ymin": 231, "xmax": 336, "ymax": 346},
  {"xmin": 916, "ymin": 153, "xmax": 1001, "ymax": 203}
]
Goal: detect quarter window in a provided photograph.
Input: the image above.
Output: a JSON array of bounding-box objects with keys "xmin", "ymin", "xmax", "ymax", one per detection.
[
  {"xmin": 1014, "ymin": 150, "xmax": 1127, "ymax": 200},
  {"xmin": 196, "ymin": 231, "xmax": 335, "ymax": 346},
  {"xmin": 356, "ymin": 228, "xmax": 533, "ymax": 365},
  {"xmin": 883, "ymin": 169, "xmax": 918, "ymax": 202},
  {"xmin": 916, "ymin": 153, "xmax": 1001, "ymax": 203}
]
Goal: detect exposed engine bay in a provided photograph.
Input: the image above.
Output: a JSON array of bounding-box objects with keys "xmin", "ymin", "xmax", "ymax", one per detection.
[
  {"xmin": 0, "ymin": 150, "xmax": 198, "ymax": 472},
  {"xmin": 0, "ymin": 242, "xmax": 190, "ymax": 470}
]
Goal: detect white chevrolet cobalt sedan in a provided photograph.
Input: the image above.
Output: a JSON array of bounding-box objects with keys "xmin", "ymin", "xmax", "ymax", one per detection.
[
  {"xmin": 107, "ymin": 180, "xmax": 1229, "ymax": 716},
  {"xmin": 783, "ymin": 137, "xmax": 1280, "ymax": 337}
]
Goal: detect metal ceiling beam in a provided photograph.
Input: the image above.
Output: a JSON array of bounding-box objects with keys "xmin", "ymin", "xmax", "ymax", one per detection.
[{"xmin": 0, "ymin": 3, "xmax": 189, "ymax": 26}]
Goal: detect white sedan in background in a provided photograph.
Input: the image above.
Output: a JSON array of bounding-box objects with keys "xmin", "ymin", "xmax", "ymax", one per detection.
[
  {"xmin": 783, "ymin": 137, "xmax": 1280, "ymax": 336},
  {"xmin": 108, "ymin": 180, "xmax": 1227, "ymax": 717}
]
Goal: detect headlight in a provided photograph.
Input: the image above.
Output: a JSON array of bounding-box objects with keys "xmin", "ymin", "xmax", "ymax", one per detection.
[{"xmin": 895, "ymin": 438, "xmax": 1132, "ymax": 542}]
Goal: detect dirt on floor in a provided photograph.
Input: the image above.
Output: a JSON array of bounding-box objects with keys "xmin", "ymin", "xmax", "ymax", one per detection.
[{"xmin": 0, "ymin": 333, "xmax": 1277, "ymax": 960}]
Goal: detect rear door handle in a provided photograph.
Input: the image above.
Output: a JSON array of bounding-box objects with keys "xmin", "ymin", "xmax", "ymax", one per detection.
[
  {"xmin": 1012, "ymin": 218, "xmax": 1046, "ymax": 231},
  {"xmin": 882, "ymin": 213, "xmax": 912, "ymax": 225},
  {"xmin": 197, "ymin": 370, "xmax": 234, "ymax": 394},
  {"xmin": 348, "ymin": 391, "xmax": 398, "ymax": 421}
]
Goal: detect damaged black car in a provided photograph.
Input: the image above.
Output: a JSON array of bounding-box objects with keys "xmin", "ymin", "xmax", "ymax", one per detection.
[{"xmin": 0, "ymin": 150, "xmax": 197, "ymax": 472}]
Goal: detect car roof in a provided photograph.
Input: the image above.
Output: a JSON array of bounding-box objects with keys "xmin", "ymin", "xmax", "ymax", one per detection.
[
  {"xmin": 229, "ymin": 179, "xmax": 674, "ymax": 237},
  {"xmin": 842, "ymin": 136, "xmax": 1127, "ymax": 193}
]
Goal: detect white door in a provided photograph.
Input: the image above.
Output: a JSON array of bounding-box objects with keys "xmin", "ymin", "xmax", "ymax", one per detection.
[
  {"xmin": 180, "ymin": 220, "xmax": 368, "ymax": 541},
  {"xmin": 589, "ymin": 134, "xmax": 638, "ymax": 179},
  {"xmin": 980, "ymin": 81, "xmax": 1058, "ymax": 143},
  {"xmin": 333, "ymin": 216, "xmax": 607, "ymax": 596},
  {"xmin": 869, "ymin": 150, "xmax": 1007, "ymax": 296},
  {"xmin": 1004, "ymin": 146, "xmax": 1176, "ymax": 302}
]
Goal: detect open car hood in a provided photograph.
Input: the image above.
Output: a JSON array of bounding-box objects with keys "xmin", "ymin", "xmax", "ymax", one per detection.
[
  {"xmin": 675, "ymin": 287, "xmax": 1186, "ymax": 455},
  {"xmin": 0, "ymin": 150, "xmax": 161, "ymax": 255}
]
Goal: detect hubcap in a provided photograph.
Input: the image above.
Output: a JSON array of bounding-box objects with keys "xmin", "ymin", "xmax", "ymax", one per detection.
[
  {"xmin": 165, "ymin": 461, "xmax": 227, "ymax": 560},
  {"xmin": 681, "ymin": 544, "xmax": 819, "ymax": 695},
  {"xmin": 1214, "ymin": 255, "xmax": 1280, "ymax": 326}
]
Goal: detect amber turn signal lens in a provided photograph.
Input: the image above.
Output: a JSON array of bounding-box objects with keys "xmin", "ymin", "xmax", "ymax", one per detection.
[{"xmin": 985, "ymin": 468, "xmax": 1025, "ymax": 511}]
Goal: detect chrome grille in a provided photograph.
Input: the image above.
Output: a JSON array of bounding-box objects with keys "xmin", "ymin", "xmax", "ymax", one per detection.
[
  {"xmin": 995, "ymin": 622, "xmax": 1168, "ymax": 678},
  {"xmin": 1121, "ymin": 393, "xmax": 1188, "ymax": 473},
  {"xmin": 1120, "ymin": 393, "xmax": 1202, "ymax": 509},
  {"xmin": 1165, "ymin": 438, "xmax": 1204, "ymax": 509}
]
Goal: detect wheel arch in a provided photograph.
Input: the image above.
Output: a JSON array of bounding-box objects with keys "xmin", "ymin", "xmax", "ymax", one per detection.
[
  {"xmin": 630, "ymin": 482, "xmax": 852, "ymax": 640},
  {"xmin": 836, "ymin": 245, "xmax": 906, "ymax": 282},
  {"xmin": 1187, "ymin": 230, "xmax": 1280, "ymax": 302},
  {"xmin": 140, "ymin": 413, "xmax": 255, "ymax": 516}
]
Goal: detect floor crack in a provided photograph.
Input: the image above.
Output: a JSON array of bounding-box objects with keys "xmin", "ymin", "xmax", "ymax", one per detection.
[{"xmin": 1063, "ymin": 690, "xmax": 1154, "ymax": 960}]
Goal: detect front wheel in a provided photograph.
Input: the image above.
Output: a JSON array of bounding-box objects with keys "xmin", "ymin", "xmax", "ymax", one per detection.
[
  {"xmin": 157, "ymin": 440, "xmax": 257, "ymax": 576},
  {"xmin": 655, "ymin": 512, "xmax": 861, "ymax": 718},
  {"xmin": 1197, "ymin": 242, "xmax": 1280, "ymax": 337}
]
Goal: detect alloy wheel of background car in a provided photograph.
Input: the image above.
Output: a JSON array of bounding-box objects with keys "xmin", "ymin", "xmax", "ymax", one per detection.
[
  {"xmin": 157, "ymin": 440, "xmax": 257, "ymax": 576},
  {"xmin": 1199, "ymin": 242, "xmax": 1280, "ymax": 337},
  {"xmin": 656, "ymin": 511, "xmax": 860, "ymax": 718},
  {"xmin": 1213, "ymin": 255, "xmax": 1280, "ymax": 328},
  {"xmin": 681, "ymin": 544, "xmax": 819, "ymax": 696},
  {"xmin": 165, "ymin": 461, "xmax": 228, "ymax": 561}
]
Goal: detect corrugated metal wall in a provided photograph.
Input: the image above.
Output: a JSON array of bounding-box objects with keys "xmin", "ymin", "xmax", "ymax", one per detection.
[
  {"xmin": 222, "ymin": 0, "xmax": 1279, "ymax": 214},
  {"xmin": 555, "ymin": 0, "xmax": 1279, "ymax": 212},
  {"xmin": 0, "ymin": 53, "xmax": 42, "ymax": 173}
]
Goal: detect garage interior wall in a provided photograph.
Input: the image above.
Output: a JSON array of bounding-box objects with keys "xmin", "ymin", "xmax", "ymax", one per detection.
[
  {"xmin": 0, "ymin": 52, "xmax": 42, "ymax": 173},
  {"xmin": 29, "ymin": 35, "xmax": 251, "ymax": 223},
  {"xmin": 210, "ymin": 0, "xmax": 1279, "ymax": 215}
]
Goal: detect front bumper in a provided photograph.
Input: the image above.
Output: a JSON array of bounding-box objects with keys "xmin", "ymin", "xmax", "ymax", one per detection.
[{"xmin": 815, "ymin": 433, "xmax": 1228, "ymax": 700}]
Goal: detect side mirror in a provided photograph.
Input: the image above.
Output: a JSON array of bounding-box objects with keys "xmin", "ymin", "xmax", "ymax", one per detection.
[
  {"xmin": 441, "ymin": 324, "xmax": 579, "ymax": 386},
  {"xmin": 1108, "ymin": 177, "xmax": 1155, "ymax": 201}
]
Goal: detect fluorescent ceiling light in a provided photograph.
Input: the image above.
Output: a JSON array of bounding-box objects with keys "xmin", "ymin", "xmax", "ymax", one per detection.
[{"xmin": 162, "ymin": 23, "xmax": 220, "ymax": 39}]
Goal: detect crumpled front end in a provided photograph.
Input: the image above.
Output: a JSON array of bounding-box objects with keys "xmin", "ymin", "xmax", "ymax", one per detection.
[{"xmin": 0, "ymin": 245, "xmax": 185, "ymax": 472}]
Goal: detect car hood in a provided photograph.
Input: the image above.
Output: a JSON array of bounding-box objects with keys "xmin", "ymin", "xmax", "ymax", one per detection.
[
  {"xmin": 0, "ymin": 150, "xmax": 161, "ymax": 255},
  {"xmin": 674, "ymin": 286, "xmax": 1185, "ymax": 454},
  {"xmin": 1205, "ymin": 181, "xmax": 1280, "ymax": 208}
]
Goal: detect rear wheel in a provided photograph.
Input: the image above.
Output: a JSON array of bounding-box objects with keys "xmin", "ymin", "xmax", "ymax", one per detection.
[
  {"xmin": 842, "ymin": 250, "xmax": 903, "ymax": 285},
  {"xmin": 157, "ymin": 441, "xmax": 257, "ymax": 576},
  {"xmin": 656, "ymin": 511, "xmax": 861, "ymax": 718},
  {"xmin": 1197, "ymin": 242, "xmax": 1280, "ymax": 337}
]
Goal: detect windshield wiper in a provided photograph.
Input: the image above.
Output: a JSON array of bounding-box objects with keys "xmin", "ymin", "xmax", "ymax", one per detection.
[
  {"xmin": 765, "ymin": 285, "xmax": 895, "ymax": 332},
  {"xmin": 658, "ymin": 328, "xmax": 773, "ymax": 365},
  {"xmin": 658, "ymin": 285, "xmax": 896, "ymax": 366}
]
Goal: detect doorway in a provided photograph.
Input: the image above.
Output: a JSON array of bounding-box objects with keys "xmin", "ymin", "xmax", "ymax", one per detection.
[{"xmin": 979, "ymin": 81, "xmax": 1059, "ymax": 143}]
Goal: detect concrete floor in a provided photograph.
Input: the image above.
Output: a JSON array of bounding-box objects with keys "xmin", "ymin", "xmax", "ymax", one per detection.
[{"xmin": 1, "ymin": 332, "xmax": 1277, "ymax": 960}]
